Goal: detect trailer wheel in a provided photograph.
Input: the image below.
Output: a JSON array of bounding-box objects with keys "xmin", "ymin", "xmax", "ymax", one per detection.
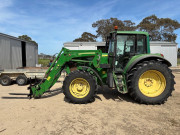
[
  {"xmin": 0, "ymin": 75, "xmax": 12, "ymax": 86},
  {"xmin": 127, "ymin": 60, "xmax": 175, "ymax": 104},
  {"xmin": 16, "ymin": 75, "xmax": 28, "ymax": 86},
  {"xmin": 63, "ymin": 70, "xmax": 97, "ymax": 104}
]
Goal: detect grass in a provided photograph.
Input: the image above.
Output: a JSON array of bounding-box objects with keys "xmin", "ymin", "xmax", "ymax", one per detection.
[
  {"xmin": 38, "ymin": 59, "xmax": 50, "ymax": 67},
  {"xmin": 178, "ymin": 57, "xmax": 180, "ymax": 66}
]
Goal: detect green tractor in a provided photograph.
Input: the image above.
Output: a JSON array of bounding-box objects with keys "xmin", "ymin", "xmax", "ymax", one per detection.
[{"xmin": 28, "ymin": 27, "xmax": 175, "ymax": 104}]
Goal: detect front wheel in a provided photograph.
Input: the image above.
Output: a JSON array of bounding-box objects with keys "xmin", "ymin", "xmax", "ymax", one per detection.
[
  {"xmin": 63, "ymin": 70, "xmax": 97, "ymax": 104},
  {"xmin": 127, "ymin": 60, "xmax": 175, "ymax": 104}
]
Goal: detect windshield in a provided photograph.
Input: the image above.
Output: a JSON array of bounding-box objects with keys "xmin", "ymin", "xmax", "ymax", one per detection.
[{"xmin": 117, "ymin": 35, "xmax": 135, "ymax": 56}]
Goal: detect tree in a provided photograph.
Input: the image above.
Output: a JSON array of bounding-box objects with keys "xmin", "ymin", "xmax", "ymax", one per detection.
[
  {"xmin": 158, "ymin": 18, "xmax": 180, "ymax": 41},
  {"xmin": 18, "ymin": 35, "xmax": 38, "ymax": 45},
  {"xmin": 73, "ymin": 32, "xmax": 97, "ymax": 42},
  {"xmin": 137, "ymin": 15, "xmax": 180, "ymax": 42},
  {"xmin": 74, "ymin": 16, "xmax": 180, "ymax": 42},
  {"xmin": 92, "ymin": 18, "xmax": 136, "ymax": 41},
  {"xmin": 137, "ymin": 15, "xmax": 160, "ymax": 41}
]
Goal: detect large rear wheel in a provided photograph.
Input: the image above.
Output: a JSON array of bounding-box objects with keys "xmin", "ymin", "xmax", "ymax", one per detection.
[
  {"xmin": 127, "ymin": 60, "xmax": 175, "ymax": 104},
  {"xmin": 63, "ymin": 70, "xmax": 97, "ymax": 103}
]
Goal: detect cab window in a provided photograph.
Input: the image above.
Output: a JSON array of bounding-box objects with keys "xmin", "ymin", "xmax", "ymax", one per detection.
[
  {"xmin": 108, "ymin": 40, "xmax": 114, "ymax": 53},
  {"xmin": 116, "ymin": 35, "xmax": 135, "ymax": 55},
  {"xmin": 137, "ymin": 35, "xmax": 146, "ymax": 54}
]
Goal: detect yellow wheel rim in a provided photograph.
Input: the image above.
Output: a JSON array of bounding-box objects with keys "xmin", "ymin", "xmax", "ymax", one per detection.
[
  {"xmin": 69, "ymin": 78, "xmax": 90, "ymax": 98},
  {"xmin": 138, "ymin": 70, "xmax": 166, "ymax": 97}
]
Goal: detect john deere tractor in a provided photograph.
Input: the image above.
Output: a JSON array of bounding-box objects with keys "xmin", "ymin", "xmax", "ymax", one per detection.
[{"xmin": 28, "ymin": 27, "xmax": 175, "ymax": 104}]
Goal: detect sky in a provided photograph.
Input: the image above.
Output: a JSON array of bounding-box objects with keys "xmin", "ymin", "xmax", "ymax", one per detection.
[{"xmin": 0, "ymin": 0, "xmax": 180, "ymax": 55}]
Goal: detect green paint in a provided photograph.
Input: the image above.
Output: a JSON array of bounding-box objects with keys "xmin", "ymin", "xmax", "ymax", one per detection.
[
  {"xmin": 113, "ymin": 72, "xmax": 128, "ymax": 93},
  {"xmin": 71, "ymin": 59, "xmax": 92, "ymax": 63},
  {"xmin": 123, "ymin": 53, "xmax": 163, "ymax": 73},
  {"xmin": 29, "ymin": 48, "xmax": 108, "ymax": 98},
  {"xmin": 116, "ymin": 31, "xmax": 149, "ymax": 36},
  {"xmin": 147, "ymin": 35, "xmax": 150, "ymax": 53},
  {"xmin": 65, "ymin": 66, "xmax": 70, "ymax": 74}
]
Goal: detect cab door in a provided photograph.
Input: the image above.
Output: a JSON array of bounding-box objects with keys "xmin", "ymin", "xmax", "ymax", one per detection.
[
  {"xmin": 115, "ymin": 34, "xmax": 136, "ymax": 70},
  {"xmin": 115, "ymin": 34, "xmax": 147, "ymax": 71},
  {"xmin": 107, "ymin": 34, "xmax": 116, "ymax": 87}
]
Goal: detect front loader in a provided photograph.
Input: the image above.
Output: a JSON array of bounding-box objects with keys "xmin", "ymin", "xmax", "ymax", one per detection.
[{"xmin": 28, "ymin": 26, "xmax": 175, "ymax": 104}]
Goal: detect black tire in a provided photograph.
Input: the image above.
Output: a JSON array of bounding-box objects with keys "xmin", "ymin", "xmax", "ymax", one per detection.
[
  {"xmin": 0, "ymin": 75, "xmax": 12, "ymax": 86},
  {"xmin": 63, "ymin": 70, "xmax": 97, "ymax": 104},
  {"xmin": 127, "ymin": 60, "xmax": 175, "ymax": 104},
  {"xmin": 16, "ymin": 75, "xmax": 28, "ymax": 86}
]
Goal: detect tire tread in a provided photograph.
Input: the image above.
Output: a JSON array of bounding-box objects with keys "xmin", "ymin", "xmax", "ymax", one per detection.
[
  {"xmin": 63, "ymin": 70, "xmax": 97, "ymax": 104},
  {"xmin": 127, "ymin": 60, "xmax": 175, "ymax": 104}
]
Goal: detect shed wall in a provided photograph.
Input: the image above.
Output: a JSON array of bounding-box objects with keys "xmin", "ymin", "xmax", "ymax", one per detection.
[
  {"xmin": 65, "ymin": 47, "xmax": 79, "ymax": 50},
  {"xmin": 150, "ymin": 42, "xmax": 177, "ymax": 67},
  {"xmin": 10, "ymin": 39, "xmax": 22, "ymax": 69},
  {"xmin": 0, "ymin": 36, "xmax": 11, "ymax": 69},
  {"xmin": 162, "ymin": 46, "xmax": 177, "ymax": 67},
  {"xmin": 79, "ymin": 46, "xmax": 97, "ymax": 50},
  {"xmin": 26, "ymin": 42, "xmax": 38, "ymax": 67},
  {"xmin": 0, "ymin": 36, "xmax": 22, "ymax": 69}
]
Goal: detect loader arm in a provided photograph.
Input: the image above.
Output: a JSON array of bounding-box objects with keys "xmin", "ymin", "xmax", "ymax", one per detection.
[{"xmin": 28, "ymin": 47, "xmax": 101, "ymax": 98}]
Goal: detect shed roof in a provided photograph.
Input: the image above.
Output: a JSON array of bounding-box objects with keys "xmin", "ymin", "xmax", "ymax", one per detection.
[
  {"xmin": 0, "ymin": 32, "xmax": 38, "ymax": 46},
  {"xmin": 64, "ymin": 42, "xmax": 106, "ymax": 47},
  {"xmin": 150, "ymin": 41, "xmax": 177, "ymax": 46}
]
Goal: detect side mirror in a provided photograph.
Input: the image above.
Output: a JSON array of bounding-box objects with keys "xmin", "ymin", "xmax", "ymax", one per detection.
[
  {"xmin": 105, "ymin": 42, "xmax": 109, "ymax": 53},
  {"xmin": 105, "ymin": 36, "xmax": 110, "ymax": 53}
]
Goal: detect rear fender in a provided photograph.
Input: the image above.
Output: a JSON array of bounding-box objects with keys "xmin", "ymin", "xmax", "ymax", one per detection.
[{"xmin": 124, "ymin": 55, "xmax": 171, "ymax": 73}]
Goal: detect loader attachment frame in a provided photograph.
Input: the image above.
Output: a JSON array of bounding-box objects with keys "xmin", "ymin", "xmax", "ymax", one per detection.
[
  {"xmin": 28, "ymin": 47, "xmax": 105, "ymax": 98},
  {"xmin": 28, "ymin": 48, "xmax": 66, "ymax": 98}
]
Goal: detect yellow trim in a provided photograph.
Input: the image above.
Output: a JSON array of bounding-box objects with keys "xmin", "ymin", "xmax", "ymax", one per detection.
[
  {"xmin": 69, "ymin": 78, "xmax": 90, "ymax": 98},
  {"xmin": 78, "ymin": 52, "xmax": 96, "ymax": 55},
  {"xmin": 47, "ymin": 76, "xmax": 51, "ymax": 81},
  {"xmin": 138, "ymin": 70, "xmax": 166, "ymax": 97},
  {"xmin": 102, "ymin": 71, "xmax": 106, "ymax": 74},
  {"xmin": 102, "ymin": 54, "xmax": 108, "ymax": 57}
]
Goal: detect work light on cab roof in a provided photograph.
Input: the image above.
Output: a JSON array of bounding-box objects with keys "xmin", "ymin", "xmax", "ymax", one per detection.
[{"xmin": 114, "ymin": 26, "xmax": 118, "ymax": 30}]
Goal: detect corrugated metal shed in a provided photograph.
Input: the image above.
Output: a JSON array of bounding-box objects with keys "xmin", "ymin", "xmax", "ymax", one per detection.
[
  {"xmin": 150, "ymin": 41, "xmax": 178, "ymax": 67},
  {"xmin": 0, "ymin": 33, "xmax": 38, "ymax": 69},
  {"xmin": 10, "ymin": 38, "xmax": 22, "ymax": 69},
  {"xmin": 64, "ymin": 41, "xmax": 178, "ymax": 67},
  {"xmin": 64, "ymin": 42, "xmax": 105, "ymax": 50},
  {"xmin": 26, "ymin": 42, "xmax": 38, "ymax": 67}
]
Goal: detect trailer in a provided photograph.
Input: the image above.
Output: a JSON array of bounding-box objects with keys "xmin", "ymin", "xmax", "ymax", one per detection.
[{"xmin": 0, "ymin": 67, "xmax": 48, "ymax": 86}]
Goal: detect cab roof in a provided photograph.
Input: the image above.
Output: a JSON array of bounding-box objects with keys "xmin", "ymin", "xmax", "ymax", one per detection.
[{"xmin": 111, "ymin": 31, "xmax": 149, "ymax": 36}]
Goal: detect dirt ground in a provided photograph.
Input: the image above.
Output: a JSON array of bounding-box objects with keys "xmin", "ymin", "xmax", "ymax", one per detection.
[{"xmin": 0, "ymin": 72, "xmax": 180, "ymax": 135}]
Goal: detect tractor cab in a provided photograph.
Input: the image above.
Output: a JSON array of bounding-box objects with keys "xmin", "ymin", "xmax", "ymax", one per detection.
[
  {"xmin": 106, "ymin": 27, "xmax": 150, "ymax": 70},
  {"xmin": 106, "ymin": 27, "xmax": 152, "ymax": 89}
]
